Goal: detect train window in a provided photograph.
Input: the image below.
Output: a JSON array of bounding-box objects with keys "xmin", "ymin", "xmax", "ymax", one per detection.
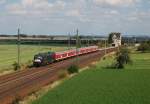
[{"xmin": 62, "ymin": 53, "xmax": 67, "ymax": 57}]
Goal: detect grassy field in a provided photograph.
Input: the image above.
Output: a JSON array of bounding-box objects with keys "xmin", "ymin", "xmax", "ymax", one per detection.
[
  {"xmin": 32, "ymin": 52, "xmax": 150, "ymax": 104},
  {"xmin": 0, "ymin": 44, "xmax": 70, "ymax": 71}
]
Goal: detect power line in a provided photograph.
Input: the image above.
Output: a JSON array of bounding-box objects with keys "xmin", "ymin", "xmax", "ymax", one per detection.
[{"xmin": 68, "ymin": 33, "xmax": 71, "ymax": 49}]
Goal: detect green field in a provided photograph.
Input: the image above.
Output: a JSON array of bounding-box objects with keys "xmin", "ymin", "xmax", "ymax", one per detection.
[
  {"xmin": 0, "ymin": 44, "xmax": 70, "ymax": 71},
  {"xmin": 32, "ymin": 52, "xmax": 150, "ymax": 104}
]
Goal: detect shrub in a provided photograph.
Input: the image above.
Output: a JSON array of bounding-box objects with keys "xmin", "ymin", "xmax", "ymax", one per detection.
[
  {"xmin": 67, "ymin": 65, "xmax": 79, "ymax": 74},
  {"xmin": 137, "ymin": 42, "xmax": 150, "ymax": 52},
  {"xmin": 12, "ymin": 62, "xmax": 20, "ymax": 71},
  {"xmin": 103, "ymin": 57, "xmax": 106, "ymax": 60},
  {"xmin": 114, "ymin": 47, "xmax": 132, "ymax": 69}
]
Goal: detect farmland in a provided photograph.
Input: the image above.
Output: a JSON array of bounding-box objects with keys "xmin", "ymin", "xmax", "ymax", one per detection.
[
  {"xmin": 32, "ymin": 52, "xmax": 150, "ymax": 104},
  {"xmin": 0, "ymin": 44, "xmax": 70, "ymax": 71}
]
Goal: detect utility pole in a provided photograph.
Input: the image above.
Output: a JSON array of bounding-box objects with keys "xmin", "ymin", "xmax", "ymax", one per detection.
[
  {"xmin": 17, "ymin": 28, "xmax": 20, "ymax": 66},
  {"xmin": 128, "ymin": 37, "xmax": 130, "ymax": 46},
  {"xmin": 76, "ymin": 29, "xmax": 79, "ymax": 48},
  {"xmin": 133, "ymin": 36, "xmax": 136, "ymax": 46},
  {"xmin": 87, "ymin": 38, "xmax": 89, "ymax": 46},
  {"xmin": 76, "ymin": 29, "xmax": 79, "ymax": 65},
  {"xmin": 134, "ymin": 37, "xmax": 136, "ymax": 45},
  {"xmin": 38, "ymin": 38, "xmax": 41, "ymax": 51},
  {"xmin": 68, "ymin": 33, "xmax": 71, "ymax": 49},
  {"xmin": 105, "ymin": 39, "xmax": 107, "ymax": 56}
]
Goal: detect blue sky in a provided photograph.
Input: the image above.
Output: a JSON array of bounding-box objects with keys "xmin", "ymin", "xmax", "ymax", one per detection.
[{"xmin": 0, "ymin": 0, "xmax": 150, "ymax": 36}]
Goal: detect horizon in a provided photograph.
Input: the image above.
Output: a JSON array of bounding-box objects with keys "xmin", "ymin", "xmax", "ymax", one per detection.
[
  {"xmin": 0, "ymin": 33, "xmax": 150, "ymax": 37},
  {"xmin": 0, "ymin": 0, "xmax": 150, "ymax": 36}
]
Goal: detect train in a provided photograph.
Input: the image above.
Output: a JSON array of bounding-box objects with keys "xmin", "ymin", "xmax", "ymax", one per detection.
[{"xmin": 33, "ymin": 46, "xmax": 117, "ymax": 67}]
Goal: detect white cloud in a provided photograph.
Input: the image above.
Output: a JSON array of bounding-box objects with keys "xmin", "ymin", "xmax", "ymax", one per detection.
[
  {"xmin": 0, "ymin": 0, "xmax": 6, "ymax": 5},
  {"xmin": 6, "ymin": 3, "xmax": 27, "ymax": 15},
  {"xmin": 93, "ymin": 0, "xmax": 138, "ymax": 6},
  {"xmin": 109, "ymin": 10, "xmax": 119, "ymax": 15},
  {"xmin": 132, "ymin": 11, "xmax": 150, "ymax": 21},
  {"xmin": 66, "ymin": 10, "xmax": 81, "ymax": 17},
  {"xmin": 127, "ymin": 16, "xmax": 139, "ymax": 21},
  {"xmin": 6, "ymin": 0, "xmax": 66, "ymax": 15},
  {"xmin": 22, "ymin": 0, "xmax": 34, "ymax": 6}
]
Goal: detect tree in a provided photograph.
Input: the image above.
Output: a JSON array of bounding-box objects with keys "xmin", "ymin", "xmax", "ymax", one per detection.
[
  {"xmin": 115, "ymin": 47, "xmax": 132, "ymax": 69},
  {"xmin": 67, "ymin": 65, "xmax": 79, "ymax": 74},
  {"xmin": 12, "ymin": 62, "xmax": 21, "ymax": 71},
  {"xmin": 137, "ymin": 42, "xmax": 150, "ymax": 52},
  {"xmin": 108, "ymin": 33, "xmax": 113, "ymax": 44}
]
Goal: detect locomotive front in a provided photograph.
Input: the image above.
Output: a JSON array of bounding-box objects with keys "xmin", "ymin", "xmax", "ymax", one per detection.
[
  {"xmin": 33, "ymin": 54, "xmax": 43, "ymax": 67},
  {"xmin": 33, "ymin": 52, "xmax": 55, "ymax": 67}
]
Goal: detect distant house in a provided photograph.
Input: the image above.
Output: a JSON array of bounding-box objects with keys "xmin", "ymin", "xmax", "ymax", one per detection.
[
  {"xmin": 112, "ymin": 34, "xmax": 122, "ymax": 47},
  {"xmin": 135, "ymin": 43, "xmax": 140, "ymax": 47}
]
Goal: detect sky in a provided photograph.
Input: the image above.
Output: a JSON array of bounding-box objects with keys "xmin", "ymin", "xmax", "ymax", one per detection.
[{"xmin": 0, "ymin": 0, "xmax": 150, "ymax": 36}]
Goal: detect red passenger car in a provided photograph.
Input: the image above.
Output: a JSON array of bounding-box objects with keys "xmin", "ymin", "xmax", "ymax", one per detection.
[{"xmin": 54, "ymin": 46, "xmax": 98, "ymax": 61}]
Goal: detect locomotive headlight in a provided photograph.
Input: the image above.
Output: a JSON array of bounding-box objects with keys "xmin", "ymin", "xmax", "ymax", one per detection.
[{"xmin": 34, "ymin": 59, "xmax": 41, "ymax": 63}]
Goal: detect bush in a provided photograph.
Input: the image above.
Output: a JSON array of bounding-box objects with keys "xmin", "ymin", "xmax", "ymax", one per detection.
[
  {"xmin": 67, "ymin": 65, "xmax": 79, "ymax": 74},
  {"xmin": 103, "ymin": 57, "xmax": 106, "ymax": 60},
  {"xmin": 12, "ymin": 62, "xmax": 20, "ymax": 71},
  {"xmin": 137, "ymin": 42, "xmax": 150, "ymax": 52},
  {"xmin": 113, "ymin": 47, "xmax": 132, "ymax": 69}
]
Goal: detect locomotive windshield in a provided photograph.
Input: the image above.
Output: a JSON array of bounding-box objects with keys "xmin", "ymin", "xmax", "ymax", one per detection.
[{"xmin": 34, "ymin": 55, "xmax": 42, "ymax": 60}]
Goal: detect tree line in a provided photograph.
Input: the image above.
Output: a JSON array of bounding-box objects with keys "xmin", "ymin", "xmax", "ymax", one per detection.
[{"xmin": 137, "ymin": 41, "xmax": 150, "ymax": 52}]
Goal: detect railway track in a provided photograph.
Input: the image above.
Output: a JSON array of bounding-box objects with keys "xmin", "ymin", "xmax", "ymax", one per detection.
[{"xmin": 0, "ymin": 48, "xmax": 116, "ymax": 104}]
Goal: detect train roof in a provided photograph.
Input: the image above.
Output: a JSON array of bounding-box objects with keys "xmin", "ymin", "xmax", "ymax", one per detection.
[{"xmin": 55, "ymin": 46, "xmax": 98, "ymax": 54}]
